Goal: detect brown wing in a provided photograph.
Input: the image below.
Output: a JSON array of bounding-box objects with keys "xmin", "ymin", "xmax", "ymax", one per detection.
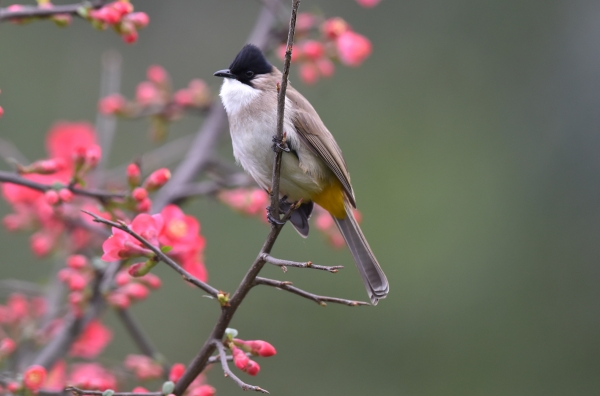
[{"xmin": 287, "ymin": 87, "xmax": 356, "ymax": 208}]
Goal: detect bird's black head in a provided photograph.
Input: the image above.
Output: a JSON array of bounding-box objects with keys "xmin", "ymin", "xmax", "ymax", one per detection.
[{"xmin": 214, "ymin": 44, "xmax": 272, "ymax": 86}]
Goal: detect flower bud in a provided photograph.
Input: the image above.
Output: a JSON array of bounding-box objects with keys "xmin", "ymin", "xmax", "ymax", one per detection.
[
  {"xmin": 122, "ymin": 30, "xmax": 139, "ymax": 44},
  {"xmin": 127, "ymin": 261, "xmax": 155, "ymax": 277},
  {"xmin": 302, "ymin": 40, "xmax": 324, "ymax": 60},
  {"xmin": 110, "ymin": 1, "xmax": 134, "ymax": 17},
  {"xmin": 6, "ymin": 382, "xmax": 19, "ymax": 393},
  {"xmin": 67, "ymin": 254, "xmax": 88, "ymax": 269},
  {"xmin": 127, "ymin": 12, "xmax": 149, "ymax": 28},
  {"xmin": 107, "ymin": 292, "xmax": 130, "ymax": 309},
  {"xmin": 169, "ymin": 363, "xmax": 185, "ymax": 383},
  {"xmin": 322, "ymin": 17, "xmax": 349, "ymax": 39},
  {"xmin": 31, "ymin": 232, "xmax": 53, "ymax": 257},
  {"xmin": 234, "ymin": 339, "xmax": 277, "ymax": 357},
  {"xmin": 0, "ymin": 106, "xmax": 3, "ymax": 118},
  {"xmin": 136, "ymin": 82, "xmax": 159, "ymax": 105},
  {"xmin": 127, "ymin": 163, "xmax": 141, "ymax": 187},
  {"xmin": 99, "ymin": 94, "xmax": 126, "ymax": 115},
  {"xmin": 44, "ymin": 190, "xmax": 60, "ymax": 205},
  {"xmin": 144, "ymin": 168, "xmax": 171, "ymax": 191},
  {"xmin": 147, "ymin": 65, "xmax": 168, "ymax": 85},
  {"xmin": 136, "ymin": 197, "xmax": 152, "ymax": 213},
  {"xmin": 68, "ymin": 273, "xmax": 87, "ymax": 291},
  {"xmin": 86, "ymin": 145, "xmax": 102, "ymax": 167},
  {"xmin": 59, "ymin": 188, "xmax": 73, "ymax": 203},
  {"xmin": 0, "ymin": 338, "xmax": 16, "ymax": 356},
  {"xmin": 299, "ymin": 62, "xmax": 319, "ymax": 85},
  {"xmin": 244, "ymin": 360, "xmax": 260, "ymax": 376},
  {"xmin": 115, "ymin": 270, "xmax": 131, "ymax": 286},
  {"xmin": 317, "ymin": 58, "xmax": 335, "ymax": 77},
  {"xmin": 132, "ymin": 187, "xmax": 148, "ymax": 202},
  {"xmin": 139, "ymin": 273, "xmax": 161, "ymax": 289},
  {"xmin": 232, "ymin": 346, "xmax": 249, "ymax": 370},
  {"xmin": 123, "ymin": 283, "xmax": 149, "ymax": 300}
]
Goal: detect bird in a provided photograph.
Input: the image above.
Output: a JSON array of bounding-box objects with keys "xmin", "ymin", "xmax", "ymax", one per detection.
[{"xmin": 214, "ymin": 44, "xmax": 388, "ymax": 305}]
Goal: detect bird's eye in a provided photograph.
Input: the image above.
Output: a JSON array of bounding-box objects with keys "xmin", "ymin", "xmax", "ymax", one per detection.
[{"xmin": 246, "ymin": 71, "xmax": 254, "ymax": 78}]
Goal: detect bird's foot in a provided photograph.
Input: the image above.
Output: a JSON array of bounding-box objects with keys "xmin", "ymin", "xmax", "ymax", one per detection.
[
  {"xmin": 271, "ymin": 134, "xmax": 291, "ymax": 153},
  {"xmin": 266, "ymin": 196, "xmax": 291, "ymax": 225}
]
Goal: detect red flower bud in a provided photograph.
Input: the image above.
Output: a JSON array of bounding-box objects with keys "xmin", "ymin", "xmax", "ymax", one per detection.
[
  {"xmin": 99, "ymin": 94, "xmax": 126, "ymax": 115},
  {"xmin": 139, "ymin": 273, "xmax": 161, "ymax": 289},
  {"xmin": 0, "ymin": 338, "xmax": 16, "ymax": 356},
  {"xmin": 122, "ymin": 30, "xmax": 139, "ymax": 44},
  {"xmin": 58, "ymin": 188, "xmax": 73, "ymax": 203},
  {"xmin": 110, "ymin": 1, "xmax": 133, "ymax": 17},
  {"xmin": 169, "ymin": 363, "xmax": 185, "ymax": 382},
  {"xmin": 0, "ymin": 106, "xmax": 3, "ymax": 118},
  {"xmin": 189, "ymin": 385, "xmax": 215, "ymax": 396},
  {"xmin": 44, "ymin": 190, "xmax": 60, "ymax": 205},
  {"xmin": 23, "ymin": 365, "xmax": 47, "ymax": 391},
  {"xmin": 31, "ymin": 232, "xmax": 53, "ymax": 257},
  {"xmin": 144, "ymin": 168, "xmax": 171, "ymax": 191},
  {"xmin": 317, "ymin": 58, "xmax": 335, "ymax": 77},
  {"xmin": 115, "ymin": 270, "xmax": 131, "ymax": 286},
  {"xmin": 322, "ymin": 17, "xmax": 349, "ymax": 39},
  {"xmin": 244, "ymin": 360, "xmax": 260, "ymax": 376},
  {"xmin": 6, "ymin": 382, "xmax": 19, "ymax": 393},
  {"xmin": 68, "ymin": 273, "xmax": 87, "ymax": 291},
  {"xmin": 86, "ymin": 145, "xmax": 102, "ymax": 167},
  {"xmin": 127, "ymin": 12, "xmax": 149, "ymax": 28},
  {"xmin": 234, "ymin": 339, "xmax": 276, "ymax": 357},
  {"xmin": 107, "ymin": 292, "xmax": 130, "ymax": 309},
  {"xmin": 302, "ymin": 40, "xmax": 324, "ymax": 60},
  {"xmin": 147, "ymin": 65, "xmax": 168, "ymax": 85},
  {"xmin": 127, "ymin": 262, "xmax": 152, "ymax": 277},
  {"xmin": 232, "ymin": 346, "xmax": 249, "ymax": 370},
  {"xmin": 123, "ymin": 283, "xmax": 149, "ymax": 300},
  {"xmin": 132, "ymin": 187, "xmax": 148, "ymax": 202},
  {"xmin": 67, "ymin": 254, "xmax": 88, "ymax": 269},
  {"xmin": 299, "ymin": 62, "xmax": 319, "ymax": 85},
  {"xmin": 136, "ymin": 197, "xmax": 152, "ymax": 213},
  {"xmin": 127, "ymin": 163, "xmax": 141, "ymax": 186}
]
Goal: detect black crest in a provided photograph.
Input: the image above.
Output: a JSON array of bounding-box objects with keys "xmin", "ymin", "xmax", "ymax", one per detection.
[{"xmin": 228, "ymin": 44, "xmax": 272, "ymax": 85}]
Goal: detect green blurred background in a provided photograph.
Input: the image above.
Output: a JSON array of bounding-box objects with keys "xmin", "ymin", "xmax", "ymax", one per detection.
[{"xmin": 2, "ymin": 0, "xmax": 600, "ymax": 394}]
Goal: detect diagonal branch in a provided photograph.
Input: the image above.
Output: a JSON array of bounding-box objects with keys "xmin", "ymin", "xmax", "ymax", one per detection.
[
  {"xmin": 115, "ymin": 308, "xmax": 162, "ymax": 360},
  {"xmin": 214, "ymin": 341, "xmax": 269, "ymax": 394},
  {"xmin": 261, "ymin": 253, "xmax": 343, "ymax": 273},
  {"xmin": 82, "ymin": 210, "xmax": 219, "ymax": 297},
  {"xmin": 254, "ymin": 277, "xmax": 369, "ymax": 306},
  {"xmin": 0, "ymin": 0, "xmax": 106, "ymax": 22},
  {"xmin": 0, "ymin": 170, "xmax": 126, "ymax": 201}
]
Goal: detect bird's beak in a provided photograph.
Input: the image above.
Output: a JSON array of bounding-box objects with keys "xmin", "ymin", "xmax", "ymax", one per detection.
[{"xmin": 213, "ymin": 69, "xmax": 235, "ymax": 79}]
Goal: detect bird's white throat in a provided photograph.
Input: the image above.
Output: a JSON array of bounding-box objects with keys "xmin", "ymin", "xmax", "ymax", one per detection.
[{"xmin": 219, "ymin": 78, "xmax": 260, "ymax": 116}]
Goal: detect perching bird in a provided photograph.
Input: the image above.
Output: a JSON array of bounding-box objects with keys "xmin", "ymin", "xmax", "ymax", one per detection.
[{"xmin": 214, "ymin": 44, "xmax": 388, "ymax": 304}]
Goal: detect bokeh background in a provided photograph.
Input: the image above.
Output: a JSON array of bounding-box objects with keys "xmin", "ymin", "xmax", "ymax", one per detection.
[{"xmin": 2, "ymin": 0, "xmax": 600, "ymax": 394}]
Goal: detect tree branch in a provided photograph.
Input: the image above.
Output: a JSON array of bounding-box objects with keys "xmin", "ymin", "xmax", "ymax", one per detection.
[
  {"xmin": 254, "ymin": 277, "xmax": 369, "ymax": 306},
  {"xmin": 0, "ymin": 0, "xmax": 106, "ymax": 22},
  {"xmin": 115, "ymin": 308, "xmax": 162, "ymax": 359},
  {"xmin": 269, "ymin": 0, "xmax": 300, "ymax": 220},
  {"xmin": 214, "ymin": 341, "xmax": 269, "ymax": 394},
  {"xmin": 261, "ymin": 253, "xmax": 343, "ymax": 273},
  {"xmin": 82, "ymin": 210, "xmax": 219, "ymax": 297},
  {"xmin": 0, "ymin": 170, "xmax": 126, "ymax": 201}
]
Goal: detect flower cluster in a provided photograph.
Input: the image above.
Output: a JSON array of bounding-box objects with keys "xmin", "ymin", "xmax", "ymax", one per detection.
[
  {"xmin": 1, "ymin": 122, "xmax": 106, "ymax": 257},
  {"xmin": 99, "ymin": 65, "xmax": 211, "ymax": 141},
  {"xmin": 278, "ymin": 14, "xmax": 373, "ymax": 84},
  {"xmin": 101, "ymin": 205, "xmax": 207, "ymax": 282},
  {"xmin": 4, "ymin": 0, "xmax": 149, "ymax": 42},
  {"xmin": 217, "ymin": 188, "xmax": 269, "ymax": 223},
  {"xmin": 124, "ymin": 354, "xmax": 163, "ymax": 380},
  {"xmin": 125, "ymin": 162, "xmax": 171, "ymax": 213},
  {"xmin": 225, "ymin": 331, "xmax": 276, "ymax": 377}
]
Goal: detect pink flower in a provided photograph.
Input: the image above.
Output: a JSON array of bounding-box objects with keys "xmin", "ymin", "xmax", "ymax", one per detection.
[
  {"xmin": 124, "ymin": 354, "xmax": 163, "ymax": 380},
  {"xmin": 159, "ymin": 205, "xmax": 202, "ymax": 253},
  {"xmin": 336, "ymin": 31, "xmax": 372, "ymax": 67},
  {"xmin": 356, "ymin": 0, "xmax": 381, "ymax": 7},
  {"xmin": 43, "ymin": 360, "xmax": 66, "ymax": 391},
  {"xmin": 122, "ymin": 30, "xmax": 139, "ymax": 44},
  {"xmin": 70, "ymin": 320, "xmax": 112, "ymax": 359},
  {"xmin": 101, "ymin": 213, "xmax": 163, "ymax": 261},
  {"xmin": 139, "ymin": 273, "xmax": 161, "ymax": 289},
  {"xmin": 7, "ymin": 293, "xmax": 29, "ymax": 322},
  {"xmin": 132, "ymin": 187, "xmax": 148, "ymax": 202},
  {"xmin": 169, "ymin": 363, "xmax": 185, "ymax": 382},
  {"xmin": 189, "ymin": 385, "xmax": 215, "ymax": 396},
  {"xmin": 44, "ymin": 190, "xmax": 60, "ymax": 206},
  {"xmin": 23, "ymin": 365, "xmax": 47, "ymax": 391},
  {"xmin": 98, "ymin": 94, "xmax": 126, "ymax": 115},
  {"xmin": 46, "ymin": 122, "xmax": 98, "ymax": 171},
  {"xmin": 58, "ymin": 188, "xmax": 73, "ymax": 202},
  {"xmin": 123, "ymin": 283, "xmax": 149, "ymax": 300},
  {"xmin": 296, "ymin": 13, "xmax": 316, "ymax": 33},
  {"xmin": 127, "ymin": 163, "xmax": 141, "ymax": 186},
  {"xmin": 181, "ymin": 251, "xmax": 208, "ymax": 282},
  {"xmin": 69, "ymin": 363, "xmax": 117, "ymax": 391},
  {"xmin": 126, "ymin": 12, "xmax": 149, "ymax": 28},
  {"xmin": 317, "ymin": 58, "xmax": 335, "ymax": 77},
  {"xmin": 174, "ymin": 89, "xmax": 194, "ymax": 107},
  {"xmin": 0, "ymin": 106, "xmax": 3, "ymax": 118}
]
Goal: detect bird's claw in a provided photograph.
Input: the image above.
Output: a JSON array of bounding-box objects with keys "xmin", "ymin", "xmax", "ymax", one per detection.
[
  {"xmin": 272, "ymin": 135, "xmax": 291, "ymax": 153},
  {"xmin": 266, "ymin": 206, "xmax": 287, "ymax": 225}
]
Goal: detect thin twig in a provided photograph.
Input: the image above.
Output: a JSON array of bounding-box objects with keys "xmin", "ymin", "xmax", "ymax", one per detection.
[
  {"xmin": 0, "ymin": 170, "xmax": 126, "ymax": 200},
  {"xmin": 82, "ymin": 210, "xmax": 219, "ymax": 297},
  {"xmin": 269, "ymin": 0, "xmax": 300, "ymax": 220},
  {"xmin": 65, "ymin": 387, "xmax": 161, "ymax": 396},
  {"xmin": 115, "ymin": 308, "xmax": 163, "ymax": 361},
  {"xmin": 0, "ymin": 0, "xmax": 106, "ymax": 22},
  {"xmin": 254, "ymin": 277, "xmax": 369, "ymax": 306},
  {"xmin": 261, "ymin": 253, "xmax": 343, "ymax": 273},
  {"xmin": 214, "ymin": 341, "xmax": 269, "ymax": 394}
]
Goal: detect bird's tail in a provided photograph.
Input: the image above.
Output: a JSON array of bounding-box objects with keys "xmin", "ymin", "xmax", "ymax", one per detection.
[{"xmin": 333, "ymin": 202, "xmax": 389, "ymax": 305}]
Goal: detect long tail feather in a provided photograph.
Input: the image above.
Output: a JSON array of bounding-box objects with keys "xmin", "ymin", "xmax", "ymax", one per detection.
[{"xmin": 333, "ymin": 204, "xmax": 389, "ymax": 305}]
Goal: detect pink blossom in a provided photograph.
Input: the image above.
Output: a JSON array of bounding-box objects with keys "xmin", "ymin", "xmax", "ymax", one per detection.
[
  {"xmin": 43, "ymin": 360, "xmax": 66, "ymax": 391},
  {"xmin": 46, "ymin": 122, "xmax": 98, "ymax": 171},
  {"xmin": 44, "ymin": 190, "xmax": 60, "ymax": 206},
  {"xmin": 124, "ymin": 354, "xmax": 163, "ymax": 380},
  {"xmin": 70, "ymin": 320, "xmax": 112, "ymax": 359},
  {"xmin": 235, "ymin": 339, "xmax": 277, "ymax": 357},
  {"xmin": 67, "ymin": 255, "xmax": 88, "ymax": 269},
  {"xmin": 0, "ymin": 106, "xmax": 3, "ymax": 118},
  {"xmin": 147, "ymin": 65, "xmax": 168, "ymax": 85},
  {"xmin": 136, "ymin": 81, "xmax": 159, "ymax": 105},
  {"xmin": 144, "ymin": 168, "xmax": 171, "ymax": 191},
  {"xmin": 58, "ymin": 188, "xmax": 73, "ymax": 202},
  {"xmin": 123, "ymin": 283, "xmax": 149, "ymax": 300},
  {"xmin": 23, "ymin": 365, "xmax": 47, "ymax": 391},
  {"xmin": 159, "ymin": 205, "xmax": 202, "ymax": 254},
  {"xmin": 69, "ymin": 363, "xmax": 117, "ymax": 391},
  {"xmin": 127, "ymin": 163, "xmax": 141, "ymax": 186},
  {"xmin": 317, "ymin": 58, "xmax": 335, "ymax": 77},
  {"xmin": 126, "ymin": 12, "xmax": 149, "ymax": 28},
  {"xmin": 336, "ymin": 31, "xmax": 372, "ymax": 66},
  {"xmin": 189, "ymin": 385, "xmax": 215, "ymax": 396},
  {"xmin": 132, "ymin": 187, "xmax": 148, "ymax": 202},
  {"xmin": 302, "ymin": 40, "xmax": 324, "ymax": 60},
  {"xmin": 122, "ymin": 30, "xmax": 139, "ymax": 44},
  {"xmin": 0, "ymin": 338, "xmax": 16, "ymax": 356},
  {"xmin": 139, "ymin": 273, "xmax": 161, "ymax": 289},
  {"xmin": 322, "ymin": 17, "xmax": 349, "ymax": 39},
  {"xmin": 101, "ymin": 213, "xmax": 163, "ymax": 261},
  {"xmin": 296, "ymin": 12, "xmax": 316, "ymax": 33}
]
